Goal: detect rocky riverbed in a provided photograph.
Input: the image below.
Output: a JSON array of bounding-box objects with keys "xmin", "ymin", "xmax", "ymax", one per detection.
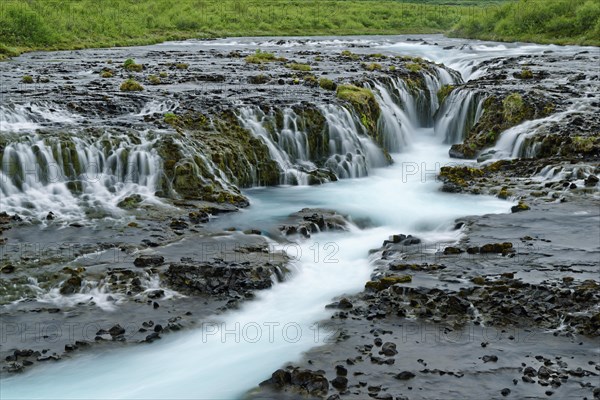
[{"xmin": 0, "ymin": 35, "xmax": 598, "ymax": 399}]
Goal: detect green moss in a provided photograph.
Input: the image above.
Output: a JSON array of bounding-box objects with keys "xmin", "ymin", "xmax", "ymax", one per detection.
[
  {"xmin": 175, "ymin": 63, "xmax": 189, "ymax": 69},
  {"xmin": 319, "ymin": 78, "xmax": 336, "ymax": 91},
  {"xmin": 336, "ymin": 84, "xmax": 381, "ymax": 139},
  {"xmin": 439, "ymin": 165, "xmax": 484, "ymax": 187},
  {"xmin": 304, "ymin": 74, "xmax": 318, "ymax": 86},
  {"xmin": 340, "ymin": 50, "xmax": 359, "ymax": 60},
  {"xmin": 123, "ymin": 58, "xmax": 143, "ymax": 72},
  {"xmin": 148, "ymin": 75, "xmax": 161, "ymax": 85},
  {"xmin": 365, "ymin": 275, "xmax": 412, "ymax": 291},
  {"xmin": 389, "ymin": 65, "xmax": 396, "ymax": 72},
  {"xmin": 497, "ymin": 187, "xmax": 512, "ymax": 199},
  {"xmin": 21, "ymin": 75, "xmax": 33, "ymax": 84},
  {"xmin": 120, "ymin": 79, "xmax": 144, "ymax": 91},
  {"xmin": 437, "ymin": 84, "xmax": 455, "ymax": 104},
  {"xmin": 245, "ymin": 50, "xmax": 285, "ymax": 64},
  {"xmin": 164, "ymin": 112, "xmax": 181, "ymax": 126},
  {"xmin": 287, "ymin": 63, "xmax": 311, "ymax": 71},
  {"xmin": 502, "ymin": 93, "xmax": 525, "ymax": 124},
  {"xmin": 406, "ymin": 62, "xmax": 421, "ymax": 73},
  {"xmin": 100, "ymin": 69, "xmax": 113, "ymax": 78},
  {"xmin": 518, "ymin": 68, "xmax": 534, "ymax": 79},
  {"xmin": 572, "ymin": 136, "xmax": 596, "ymax": 152},
  {"xmin": 364, "ymin": 62, "xmax": 382, "ymax": 71},
  {"xmin": 159, "ymin": 71, "xmax": 168, "ymax": 78},
  {"xmin": 511, "ymin": 201, "xmax": 530, "ymax": 213}
]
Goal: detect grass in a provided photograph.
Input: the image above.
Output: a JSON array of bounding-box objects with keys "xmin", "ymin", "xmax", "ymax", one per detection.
[
  {"xmin": 120, "ymin": 79, "xmax": 144, "ymax": 92},
  {"xmin": 287, "ymin": 63, "xmax": 312, "ymax": 72},
  {"xmin": 451, "ymin": 0, "xmax": 600, "ymax": 46},
  {"xmin": 0, "ymin": 0, "xmax": 597, "ymax": 60},
  {"xmin": 245, "ymin": 50, "xmax": 285, "ymax": 64}
]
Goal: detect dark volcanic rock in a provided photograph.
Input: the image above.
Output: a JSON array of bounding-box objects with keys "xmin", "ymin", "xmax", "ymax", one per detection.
[
  {"xmin": 133, "ymin": 255, "xmax": 165, "ymax": 268},
  {"xmin": 259, "ymin": 368, "xmax": 329, "ymax": 397}
]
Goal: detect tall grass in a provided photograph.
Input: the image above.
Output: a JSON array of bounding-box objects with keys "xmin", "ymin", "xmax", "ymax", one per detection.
[
  {"xmin": 452, "ymin": 0, "xmax": 600, "ymax": 46},
  {"xmin": 0, "ymin": 0, "xmax": 597, "ymax": 59}
]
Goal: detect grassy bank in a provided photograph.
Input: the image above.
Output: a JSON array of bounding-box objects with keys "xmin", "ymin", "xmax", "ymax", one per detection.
[
  {"xmin": 451, "ymin": 0, "xmax": 600, "ymax": 46},
  {"xmin": 0, "ymin": 0, "xmax": 597, "ymax": 60}
]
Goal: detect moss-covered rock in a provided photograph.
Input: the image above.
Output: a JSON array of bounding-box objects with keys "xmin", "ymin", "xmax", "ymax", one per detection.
[
  {"xmin": 365, "ymin": 275, "xmax": 412, "ymax": 291},
  {"xmin": 437, "ymin": 84, "xmax": 455, "ymax": 104},
  {"xmin": 120, "ymin": 79, "xmax": 144, "ymax": 92},
  {"xmin": 450, "ymin": 92, "xmax": 555, "ymax": 159},
  {"xmin": 319, "ymin": 78, "xmax": 336, "ymax": 91},
  {"xmin": 336, "ymin": 84, "xmax": 381, "ymax": 140}
]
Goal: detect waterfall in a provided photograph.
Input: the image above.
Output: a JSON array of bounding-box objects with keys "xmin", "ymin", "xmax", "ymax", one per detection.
[
  {"xmin": 236, "ymin": 104, "xmax": 390, "ymax": 184},
  {"xmin": 0, "ymin": 132, "xmax": 163, "ymax": 221},
  {"xmin": 0, "ymin": 102, "xmax": 81, "ymax": 132},
  {"xmin": 434, "ymin": 88, "xmax": 485, "ymax": 144}
]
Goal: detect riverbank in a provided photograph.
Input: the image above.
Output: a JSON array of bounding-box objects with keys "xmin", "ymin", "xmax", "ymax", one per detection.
[
  {"xmin": 1, "ymin": 0, "xmax": 598, "ymax": 61},
  {"xmin": 0, "ymin": 35, "xmax": 598, "ymax": 398}
]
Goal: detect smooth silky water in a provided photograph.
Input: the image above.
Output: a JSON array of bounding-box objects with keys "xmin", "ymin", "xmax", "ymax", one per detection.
[
  {"xmin": 3, "ymin": 35, "xmax": 593, "ymax": 399},
  {"xmin": 0, "ymin": 126, "xmax": 509, "ymax": 399}
]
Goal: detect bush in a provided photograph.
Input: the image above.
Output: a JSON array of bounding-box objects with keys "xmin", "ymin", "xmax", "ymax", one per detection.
[
  {"xmin": 120, "ymin": 79, "xmax": 144, "ymax": 92},
  {"xmin": 518, "ymin": 68, "xmax": 534, "ymax": 79},
  {"xmin": 319, "ymin": 78, "xmax": 336, "ymax": 91}
]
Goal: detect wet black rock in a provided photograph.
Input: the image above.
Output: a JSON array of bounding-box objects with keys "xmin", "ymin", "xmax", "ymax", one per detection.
[
  {"xmin": 482, "ymin": 355, "xmax": 498, "ymax": 363},
  {"xmin": 395, "ymin": 371, "xmax": 415, "ymax": 380},
  {"xmin": 259, "ymin": 368, "xmax": 329, "ymax": 397},
  {"xmin": 380, "ymin": 342, "xmax": 397, "ymax": 356},
  {"xmin": 59, "ymin": 276, "xmax": 82, "ymax": 295},
  {"xmin": 108, "ymin": 324, "xmax": 125, "ymax": 337},
  {"xmin": 501, "ymin": 388, "xmax": 511, "ymax": 396},
  {"xmin": 281, "ymin": 208, "xmax": 349, "ymax": 237},
  {"xmin": 165, "ymin": 260, "xmax": 284, "ymax": 298},
  {"xmin": 331, "ymin": 376, "xmax": 348, "ymax": 390},
  {"xmin": 133, "ymin": 255, "xmax": 165, "ymax": 267}
]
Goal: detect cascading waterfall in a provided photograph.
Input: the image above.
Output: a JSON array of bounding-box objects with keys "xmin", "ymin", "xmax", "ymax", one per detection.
[
  {"xmin": 434, "ymin": 87, "xmax": 485, "ymax": 144},
  {"xmin": 0, "ymin": 132, "xmax": 162, "ymax": 221},
  {"xmin": 0, "ymin": 102, "xmax": 81, "ymax": 132}
]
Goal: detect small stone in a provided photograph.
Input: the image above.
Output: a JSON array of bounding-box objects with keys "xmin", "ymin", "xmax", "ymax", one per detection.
[
  {"xmin": 335, "ymin": 365, "xmax": 348, "ymax": 376},
  {"xmin": 482, "ymin": 355, "xmax": 498, "ymax": 363},
  {"xmin": 330, "ymin": 376, "xmax": 348, "ymax": 390},
  {"xmin": 501, "ymin": 388, "xmax": 511, "ymax": 396},
  {"xmin": 395, "ymin": 371, "xmax": 415, "ymax": 380}
]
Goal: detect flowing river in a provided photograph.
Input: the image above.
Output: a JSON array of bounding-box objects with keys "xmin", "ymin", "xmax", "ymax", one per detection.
[{"xmin": 0, "ymin": 35, "xmax": 598, "ymax": 399}]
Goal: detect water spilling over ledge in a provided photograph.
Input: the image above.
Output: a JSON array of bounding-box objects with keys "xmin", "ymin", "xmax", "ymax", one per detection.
[{"xmin": 0, "ymin": 35, "xmax": 598, "ymax": 399}]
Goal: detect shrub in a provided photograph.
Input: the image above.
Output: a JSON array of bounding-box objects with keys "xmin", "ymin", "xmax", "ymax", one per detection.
[
  {"xmin": 120, "ymin": 79, "xmax": 144, "ymax": 91},
  {"xmin": 518, "ymin": 68, "xmax": 534, "ymax": 79},
  {"xmin": 319, "ymin": 78, "xmax": 336, "ymax": 91}
]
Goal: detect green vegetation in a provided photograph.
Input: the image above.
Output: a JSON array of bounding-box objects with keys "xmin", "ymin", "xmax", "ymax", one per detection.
[
  {"xmin": 452, "ymin": 0, "xmax": 600, "ymax": 46},
  {"xmin": 502, "ymin": 93, "xmax": 525, "ymax": 124},
  {"xmin": 175, "ymin": 63, "xmax": 189, "ymax": 70},
  {"xmin": 148, "ymin": 75, "xmax": 161, "ymax": 85},
  {"xmin": 517, "ymin": 68, "xmax": 534, "ymax": 79},
  {"xmin": 406, "ymin": 62, "xmax": 422, "ymax": 73},
  {"xmin": 123, "ymin": 58, "xmax": 143, "ymax": 72},
  {"xmin": 120, "ymin": 79, "xmax": 144, "ymax": 92},
  {"xmin": 364, "ymin": 63, "xmax": 382, "ymax": 71},
  {"xmin": 319, "ymin": 78, "xmax": 336, "ymax": 91},
  {"xmin": 245, "ymin": 50, "xmax": 285, "ymax": 64},
  {"xmin": 0, "ymin": 0, "xmax": 596, "ymax": 60},
  {"xmin": 21, "ymin": 75, "xmax": 33, "ymax": 84},
  {"xmin": 287, "ymin": 63, "xmax": 311, "ymax": 72},
  {"xmin": 100, "ymin": 69, "xmax": 113, "ymax": 78},
  {"xmin": 437, "ymin": 84, "xmax": 455, "ymax": 104}
]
